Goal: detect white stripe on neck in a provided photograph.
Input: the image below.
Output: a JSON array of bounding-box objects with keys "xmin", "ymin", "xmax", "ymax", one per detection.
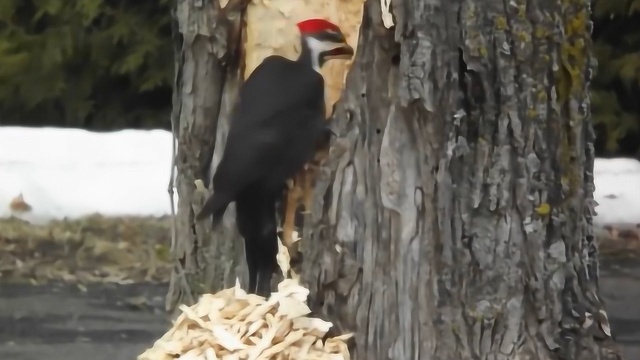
[{"xmin": 304, "ymin": 37, "xmax": 333, "ymax": 73}]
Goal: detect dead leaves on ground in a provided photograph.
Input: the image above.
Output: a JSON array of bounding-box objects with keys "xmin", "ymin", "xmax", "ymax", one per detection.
[
  {"xmin": 138, "ymin": 279, "xmax": 352, "ymax": 360},
  {"xmin": 597, "ymin": 223, "xmax": 640, "ymax": 258},
  {"xmin": 0, "ymin": 215, "xmax": 172, "ymax": 284}
]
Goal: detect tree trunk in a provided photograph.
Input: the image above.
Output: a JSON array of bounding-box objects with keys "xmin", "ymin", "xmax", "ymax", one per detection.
[
  {"xmin": 166, "ymin": 0, "xmax": 363, "ymax": 311},
  {"xmin": 169, "ymin": 0, "xmax": 625, "ymax": 358},
  {"xmin": 301, "ymin": 0, "xmax": 624, "ymax": 359},
  {"xmin": 167, "ymin": 0, "xmax": 248, "ymax": 311}
]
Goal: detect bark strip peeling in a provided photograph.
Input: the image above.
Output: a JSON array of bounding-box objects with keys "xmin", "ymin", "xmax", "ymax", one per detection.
[{"xmin": 301, "ymin": 0, "xmax": 623, "ymax": 359}]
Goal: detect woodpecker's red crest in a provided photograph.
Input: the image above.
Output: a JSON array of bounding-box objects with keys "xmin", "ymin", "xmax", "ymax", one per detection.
[
  {"xmin": 295, "ymin": 18, "xmax": 354, "ymax": 70},
  {"xmin": 296, "ymin": 18, "xmax": 341, "ymax": 35}
]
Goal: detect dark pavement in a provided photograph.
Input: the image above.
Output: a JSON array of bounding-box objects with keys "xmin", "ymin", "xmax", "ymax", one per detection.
[
  {"xmin": 600, "ymin": 259, "xmax": 640, "ymax": 359},
  {"xmin": 0, "ymin": 282, "xmax": 169, "ymax": 360},
  {"xmin": 0, "ymin": 260, "xmax": 638, "ymax": 360}
]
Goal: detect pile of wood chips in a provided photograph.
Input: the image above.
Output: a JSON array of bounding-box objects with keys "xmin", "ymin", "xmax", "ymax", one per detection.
[{"xmin": 138, "ymin": 238, "xmax": 352, "ymax": 360}]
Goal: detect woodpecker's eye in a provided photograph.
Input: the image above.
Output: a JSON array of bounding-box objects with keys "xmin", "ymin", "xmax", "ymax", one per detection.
[{"xmin": 321, "ymin": 29, "xmax": 345, "ymax": 43}]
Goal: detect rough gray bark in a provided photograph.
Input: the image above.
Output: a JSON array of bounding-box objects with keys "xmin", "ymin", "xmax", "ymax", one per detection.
[
  {"xmin": 166, "ymin": 0, "xmax": 249, "ymax": 311},
  {"xmin": 301, "ymin": 0, "xmax": 624, "ymax": 359}
]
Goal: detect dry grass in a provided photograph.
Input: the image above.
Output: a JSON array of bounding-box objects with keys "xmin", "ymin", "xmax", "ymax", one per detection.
[
  {"xmin": 596, "ymin": 224, "xmax": 640, "ymax": 259},
  {"xmin": 0, "ymin": 214, "xmax": 637, "ymax": 287},
  {"xmin": 0, "ymin": 215, "xmax": 172, "ymax": 284}
]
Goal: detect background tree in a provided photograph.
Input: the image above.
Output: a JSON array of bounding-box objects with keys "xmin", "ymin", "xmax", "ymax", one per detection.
[
  {"xmin": 1, "ymin": 0, "xmax": 638, "ymax": 157},
  {"xmin": 0, "ymin": 0, "xmax": 173, "ymax": 129},
  {"xmin": 591, "ymin": 0, "xmax": 640, "ymax": 157}
]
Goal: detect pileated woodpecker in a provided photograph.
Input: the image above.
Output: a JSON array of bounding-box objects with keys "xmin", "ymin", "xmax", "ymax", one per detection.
[{"xmin": 195, "ymin": 18, "xmax": 354, "ymax": 296}]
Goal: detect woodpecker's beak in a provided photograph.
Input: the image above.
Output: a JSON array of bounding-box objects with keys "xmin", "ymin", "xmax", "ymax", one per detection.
[{"xmin": 325, "ymin": 42, "xmax": 354, "ymax": 60}]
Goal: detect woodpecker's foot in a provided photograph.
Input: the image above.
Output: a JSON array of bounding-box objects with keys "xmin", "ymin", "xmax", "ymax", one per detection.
[
  {"xmin": 288, "ymin": 242, "xmax": 304, "ymax": 273},
  {"xmin": 285, "ymin": 178, "xmax": 295, "ymax": 189},
  {"xmin": 289, "ymin": 252, "xmax": 304, "ymax": 275}
]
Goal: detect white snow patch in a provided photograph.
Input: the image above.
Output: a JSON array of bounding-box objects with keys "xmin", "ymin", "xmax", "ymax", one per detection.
[
  {"xmin": 1, "ymin": 127, "xmax": 639, "ymax": 227},
  {"xmin": 593, "ymin": 158, "xmax": 640, "ymax": 226},
  {"xmin": 0, "ymin": 126, "xmax": 176, "ymax": 224}
]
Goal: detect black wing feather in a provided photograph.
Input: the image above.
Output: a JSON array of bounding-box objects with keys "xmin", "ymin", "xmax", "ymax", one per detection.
[{"xmin": 196, "ymin": 56, "xmax": 326, "ymax": 221}]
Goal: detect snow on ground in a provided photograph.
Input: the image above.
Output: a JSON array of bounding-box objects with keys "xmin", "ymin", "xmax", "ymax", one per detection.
[
  {"xmin": 0, "ymin": 126, "xmax": 175, "ymax": 224},
  {"xmin": 1, "ymin": 126, "xmax": 639, "ymax": 226},
  {"xmin": 593, "ymin": 158, "xmax": 640, "ymax": 226}
]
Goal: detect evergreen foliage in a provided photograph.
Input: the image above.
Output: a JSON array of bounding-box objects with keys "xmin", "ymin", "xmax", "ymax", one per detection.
[
  {"xmin": 591, "ymin": 0, "xmax": 640, "ymax": 156},
  {"xmin": 0, "ymin": 0, "xmax": 638, "ymax": 157},
  {"xmin": 0, "ymin": 0, "xmax": 173, "ymax": 130}
]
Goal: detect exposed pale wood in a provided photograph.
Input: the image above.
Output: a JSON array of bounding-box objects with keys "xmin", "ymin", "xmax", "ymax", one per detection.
[
  {"xmin": 282, "ymin": 178, "xmax": 301, "ymax": 249},
  {"xmin": 282, "ymin": 150, "xmax": 330, "ymax": 265}
]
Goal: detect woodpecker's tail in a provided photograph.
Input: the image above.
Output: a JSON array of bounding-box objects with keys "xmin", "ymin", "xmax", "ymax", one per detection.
[
  {"xmin": 254, "ymin": 265, "xmax": 275, "ymax": 297},
  {"xmin": 235, "ymin": 187, "xmax": 279, "ymax": 297},
  {"xmin": 246, "ymin": 245, "xmax": 278, "ymax": 297},
  {"xmin": 195, "ymin": 192, "xmax": 230, "ymax": 225}
]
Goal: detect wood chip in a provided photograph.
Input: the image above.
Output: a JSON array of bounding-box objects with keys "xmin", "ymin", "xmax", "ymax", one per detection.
[{"xmin": 138, "ymin": 238, "xmax": 352, "ymax": 360}]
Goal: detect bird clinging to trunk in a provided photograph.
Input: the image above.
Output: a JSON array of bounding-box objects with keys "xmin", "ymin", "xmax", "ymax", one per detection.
[{"xmin": 196, "ymin": 18, "xmax": 354, "ymax": 297}]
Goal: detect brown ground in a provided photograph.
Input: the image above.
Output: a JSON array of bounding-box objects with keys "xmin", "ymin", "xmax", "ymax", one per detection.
[
  {"xmin": 0, "ymin": 216, "xmax": 638, "ymax": 359},
  {"xmin": 0, "ymin": 215, "xmax": 172, "ymax": 285}
]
